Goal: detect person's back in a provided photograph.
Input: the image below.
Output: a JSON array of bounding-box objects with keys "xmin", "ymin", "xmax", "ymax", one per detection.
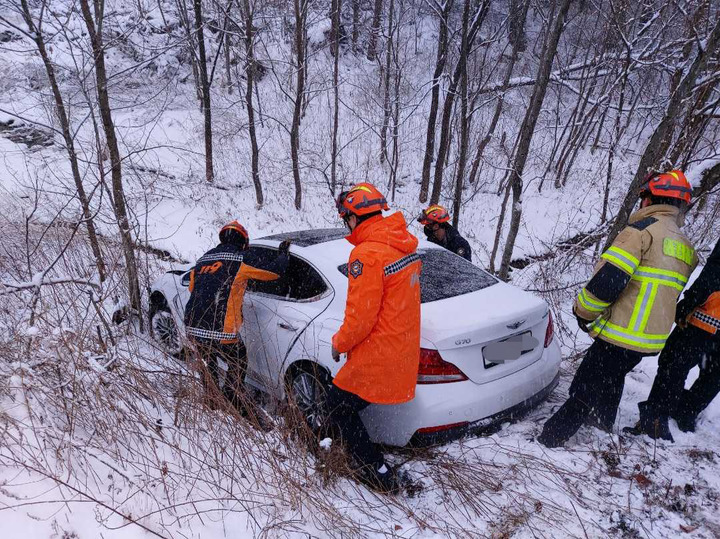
[
  {"xmin": 539, "ymin": 170, "xmax": 696, "ymax": 448},
  {"xmin": 329, "ymin": 183, "xmax": 421, "ymax": 493},
  {"xmin": 587, "ymin": 203, "xmax": 696, "ymax": 353},
  {"xmin": 333, "ymin": 211, "xmax": 422, "ymax": 404},
  {"xmin": 184, "ymin": 220, "xmax": 288, "ymax": 417}
]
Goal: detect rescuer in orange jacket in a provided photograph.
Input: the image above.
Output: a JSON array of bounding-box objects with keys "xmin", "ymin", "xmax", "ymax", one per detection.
[{"xmin": 328, "ymin": 183, "xmax": 421, "ymax": 493}]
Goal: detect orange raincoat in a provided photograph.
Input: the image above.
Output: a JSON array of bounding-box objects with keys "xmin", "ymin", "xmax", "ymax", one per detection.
[{"xmin": 332, "ymin": 212, "xmax": 422, "ymax": 404}]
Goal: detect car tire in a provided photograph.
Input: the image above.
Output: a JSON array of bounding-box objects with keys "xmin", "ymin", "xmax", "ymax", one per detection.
[
  {"xmin": 288, "ymin": 364, "xmax": 331, "ymax": 433},
  {"xmin": 149, "ymin": 298, "xmax": 183, "ymax": 357}
]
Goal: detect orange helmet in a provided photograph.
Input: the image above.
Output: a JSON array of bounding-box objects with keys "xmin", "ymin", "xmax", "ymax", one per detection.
[
  {"xmin": 640, "ymin": 170, "xmax": 692, "ymax": 204},
  {"xmin": 336, "ymin": 183, "xmax": 389, "ymax": 218},
  {"xmin": 417, "ymin": 204, "xmax": 450, "ymax": 225},
  {"xmin": 219, "ymin": 220, "xmax": 249, "ymax": 247}
]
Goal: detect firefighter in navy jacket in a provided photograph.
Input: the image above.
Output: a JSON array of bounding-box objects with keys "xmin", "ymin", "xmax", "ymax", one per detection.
[
  {"xmin": 184, "ymin": 220, "xmax": 289, "ymax": 415},
  {"xmin": 417, "ymin": 205, "xmax": 472, "ymax": 261}
]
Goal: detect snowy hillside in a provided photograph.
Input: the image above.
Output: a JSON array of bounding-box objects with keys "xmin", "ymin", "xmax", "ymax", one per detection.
[{"xmin": 1, "ymin": 0, "xmax": 720, "ymax": 537}]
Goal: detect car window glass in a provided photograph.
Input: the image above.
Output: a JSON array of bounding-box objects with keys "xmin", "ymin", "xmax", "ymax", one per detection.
[
  {"xmin": 338, "ymin": 248, "xmax": 496, "ymax": 303},
  {"xmin": 246, "ymin": 247, "xmax": 327, "ymax": 301}
]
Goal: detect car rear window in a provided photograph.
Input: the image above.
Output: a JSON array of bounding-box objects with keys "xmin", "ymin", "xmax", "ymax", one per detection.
[{"xmin": 338, "ymin": 248, "xmax": 497, "ymax": 303}]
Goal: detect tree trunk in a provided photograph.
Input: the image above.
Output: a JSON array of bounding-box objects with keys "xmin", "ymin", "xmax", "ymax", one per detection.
[
  {"xmin": 21, "ymin": 0, "xmax": 106, "ymax": 283},
  {"xmin": 419, "ymin": 0, "xmax": 454, "ymax": 202},
  {"xmin": 330, "ymin": 0, "xmax": 342, "ymax": 193},
  {"xmin": 290, "ymin": 0, "xmax": 307, "ymax": 209},
  {"xmin": 352, "ymin": 0, "xmax": 360, "ymax": 51},
  {"xmin": 367, "ymin": 0, "xmax": 383, "ymax": 60},
  {"xmin": 508, "ymin": 0, "xmax": 527, "ymax": 52},
  {"xmin": 468, "ymin": 0, "xmax": 528, "ymax": 186},
  {"xmin": 194, "ymin": 0, "xmax": 214, "ymax": 183},
  {"xmin": 242, "ymin": 0, "xmax": 263, "ymax": 205},
  {"xmin": 498, "ymin": 0, "xmax": 572, "ymax": 281},
  {"xmin": 604, "ymin": 17, "xmax": 720, "ymax": 249},
  {"xmin": 79, "ymin": 0, "xmax": 144, "ymax": 327},
  {"xmin": 379, "ymin": 0, "xmax": 395, "ymax": 165},
  {"xmin": 430, "ymin": 0, "xmax": 489, "ymax": 204}
]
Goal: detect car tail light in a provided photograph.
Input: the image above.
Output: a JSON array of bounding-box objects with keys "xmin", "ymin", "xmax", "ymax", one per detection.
[
  {"xmin": 416, "ymin": 421, "xmax": 469, "ymax": 434},
  {"xmin": 544, "ymin": 310, "xmax": 554, "ymax": 348},
  {"xmin": 417, "ymin": 348, "xmax": 468, "ymax": 384}
]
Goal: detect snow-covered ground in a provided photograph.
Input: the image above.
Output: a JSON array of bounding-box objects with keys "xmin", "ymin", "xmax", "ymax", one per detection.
[{"xmin": 2, "ymin": 0, "xmax": 720, "ymax": 537}]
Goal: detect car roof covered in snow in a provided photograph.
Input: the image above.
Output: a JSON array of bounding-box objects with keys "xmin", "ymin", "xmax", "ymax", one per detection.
[{"xmin": 260, "ymin": 228, "xmax": 348, "ymax": 247}]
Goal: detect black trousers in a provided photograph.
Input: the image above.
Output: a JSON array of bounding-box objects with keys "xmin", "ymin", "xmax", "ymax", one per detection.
[
  {"xmin": 190, "ymin": 338, "xmax": 249, "ymax": 411},
  {"xmin": 643, "ymin": 324, "xmax": 720, "ymax": 421},
  {"xmin": 324, "ymin": 384, "xmax": 385, "ymax": 472},
  {"xmin": 541, "ymin": 339, "xmax": 644, "ymax": 443}
]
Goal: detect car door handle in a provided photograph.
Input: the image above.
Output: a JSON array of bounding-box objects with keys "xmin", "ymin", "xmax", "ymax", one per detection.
[{"xmin": 278, "ymin": 322, "xmax": 298, "ymax": 332}]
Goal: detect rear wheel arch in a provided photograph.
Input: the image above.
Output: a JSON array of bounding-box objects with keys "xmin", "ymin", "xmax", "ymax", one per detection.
[
  {"xmin": 285, "ymin": 359, "xmax": 331, "ymax": 387},
  {"xmin": 149, "ymin": 291, "xmax": 169, "ymax": 311}
]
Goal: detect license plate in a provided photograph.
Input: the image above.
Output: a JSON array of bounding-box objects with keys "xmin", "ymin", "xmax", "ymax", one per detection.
[{"xmin": 483, "ymin": 332, "xmax": 539, "ymax": 367}]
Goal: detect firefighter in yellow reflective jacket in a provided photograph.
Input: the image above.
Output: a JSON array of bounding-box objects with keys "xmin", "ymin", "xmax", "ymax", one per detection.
[{"xmin": 538, "ymin": 171, "xmax": 697, "ymax": 448}]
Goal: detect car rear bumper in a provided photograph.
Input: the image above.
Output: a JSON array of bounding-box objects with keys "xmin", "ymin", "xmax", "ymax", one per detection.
[{"xmin": 361, "ymin": 340, "xmax": 562, "ymax": 446}]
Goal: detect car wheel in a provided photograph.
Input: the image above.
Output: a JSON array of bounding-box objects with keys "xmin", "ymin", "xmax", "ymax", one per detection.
[
  {"xmin": 288, "ymin": 365, "xmax": 330, "ymax": 432},
  {"xmin": 150, "ymin": 302, "xmax": 183, "ymax": 357}
]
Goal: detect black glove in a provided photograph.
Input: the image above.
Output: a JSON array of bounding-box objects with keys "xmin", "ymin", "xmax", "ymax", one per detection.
[
  {"xmin": 278, "ymin": 240, "xmax": 291, "ymax": 254},
  {"xmin": 572, "ymin": 306, "xmax": 590, "ymax": 334},
  {"xmin": 675, "ymin": 299, "xmax": 692, "ymax": 327}
]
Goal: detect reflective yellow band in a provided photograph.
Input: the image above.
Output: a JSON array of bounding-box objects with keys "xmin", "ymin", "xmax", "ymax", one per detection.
[
  {"xmin": 663, "ymin": 238, "xmax": 695, "ymax": 265},
  {"xmin": 601, "ymin": 246, "xmax": 639, "ymax": 275},
  {"xmin": 589, "ymin": 318, "xmax": 668, "ymax": 352},
  {"xmin": 577, "ymin": 288, "xmax": 610, "ymax": 313},
  {"xmin": 632, "ymin": 265, "xmax": 688, "ymax": 292}
]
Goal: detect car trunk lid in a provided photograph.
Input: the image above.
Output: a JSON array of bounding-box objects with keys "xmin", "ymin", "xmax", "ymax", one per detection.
[{"xmin": 421, "ymin": 282, "xmax": 549, "ymax": 384}]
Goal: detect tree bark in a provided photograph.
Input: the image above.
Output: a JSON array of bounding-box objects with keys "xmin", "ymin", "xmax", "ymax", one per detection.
[
  {"xmin": 498, "ymin": 0, "xmax": 572, "ymax": 281},
  {"xmin": 330, "ymin": 0, "xmax": 342, "ymax": 193},
  {"xmin": 468, "ymin": 0, "xmax": 528, "ymax": 185},
  {"xmin": 367, "ymin": 0, "xmax": 383, "ymax": 60},
  {"xmin": 193, "ymin": 0, "xmax": 214, "ymax": 183},
  {"xmin": 604, "ymin": 17, "xmax": 720, "ymax": 249},
  {"xmin": 419, "ymin": 0, "xmax": 454, "ymax": 202},
  {"xmin": 79, "ymin": 0, "xmax": 143, "ymax": 326},
  {"xmin": 352, "ymin": 0, "xmax": 360, "ymax": 51},
  {"xmin": 242, "ymin": 0, "xmax": 263, "ymax": 205},
  {"xmin": 430, "ymin": 0, "xmax": 489, "ymax": 204},
  {"xmin": 21, "ymin": 0, "xmax": 106, "ymax": 283},
  {"xmin": 290, "ymin": 0, "xmax": 307, "ymax": 209},
  {"xmin": 508, "ymin": 0, "xmax": 527, "ymax": 52},
  {"xmin": 379, "ymin": 0, "xmax": 395, "ymax": 165}
]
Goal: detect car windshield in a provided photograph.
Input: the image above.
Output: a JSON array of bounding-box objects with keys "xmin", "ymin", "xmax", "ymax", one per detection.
[{"xmin": 338, "ymin": 248, "xmax": 497, "ymax": 303}]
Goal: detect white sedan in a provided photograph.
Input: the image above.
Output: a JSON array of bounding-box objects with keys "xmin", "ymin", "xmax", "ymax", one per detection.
[{"xmin": 148, "ymin": 228, "xmax": 561, "ymax": 446}]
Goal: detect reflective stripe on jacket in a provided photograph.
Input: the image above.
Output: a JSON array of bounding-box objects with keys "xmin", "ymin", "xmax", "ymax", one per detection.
[
  {"xmin": 574, "ymin": 205, "xmax": 697, "ymax": 353},
  {"xmin": 184, "ymin": 244, "xmax": 286, "ymax": 344},
  {"xmin": 332, "ymin": 212, "xmax": 422, "ymax": 404},
  {"xmin": 689, "ymin": 292, "xmax": 720, "ymax": 335},
  {"xmin": 684, "ymin": 239, "xmax": 720, "ymax": 336}
]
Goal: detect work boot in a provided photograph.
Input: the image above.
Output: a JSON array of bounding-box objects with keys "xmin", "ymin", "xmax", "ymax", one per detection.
[
  {"xmin": 356, "ymin": 462, "xmax": 401, "ymax": 495},
  {"xmin": 623, "ymin": 403, "xmax": 674, "ymax": 442},
  {"xmin": 671, "ymin": 410, "xmax": 697, "ymax": 433}
]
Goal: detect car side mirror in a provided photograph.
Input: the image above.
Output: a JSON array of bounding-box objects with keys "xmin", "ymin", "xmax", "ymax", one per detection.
[{"xmin": 180, "ymin": 271, "xmax": 191, "ymax": 287}]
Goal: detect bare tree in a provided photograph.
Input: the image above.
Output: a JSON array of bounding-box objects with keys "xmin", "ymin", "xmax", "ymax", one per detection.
[
  {"xmin": 194, "ymin": 0, "xmax": 214, "ymax": 183},
  {"xmin": 242, "ymin": 0, "xmax": 264, "ymax": 205},
  {"xmin": 604, "ymin": 16, "xmax": 720, "ymax": 249},
  {"xmin": 367, "ymin": 0, "xmax": 384, "ymax": 60},
  {"xmin": 380, "ymin": 0, "xmax": 396, "ymax": 165},
  {"xmin": 330, "ymin": 0, "xmax": 342, "ymax": 193},
  {"xmin": 290, "ymin": 0, "xmax": 308, "ymax": 209},
  {"xmin": 18, "ymin": 0, "xmax": 106, "ymax": 282},
  {"xmin": 419, "ymin": 0, "xmax": 455, "ymax": 202},
  {"xmin": 78, "ymin": 0, "xmax": 144, "ymax": 327},
  {"xmin": 468, "ymin": 0, "xmax": 529, "ymax": 186},
  {"xmin": 430, "ymin": 0, "xmax": 490, "ymax": 204},
  {"xmin": 498, "ymin": 0, "xmax": 573, "ymax": 280}
]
